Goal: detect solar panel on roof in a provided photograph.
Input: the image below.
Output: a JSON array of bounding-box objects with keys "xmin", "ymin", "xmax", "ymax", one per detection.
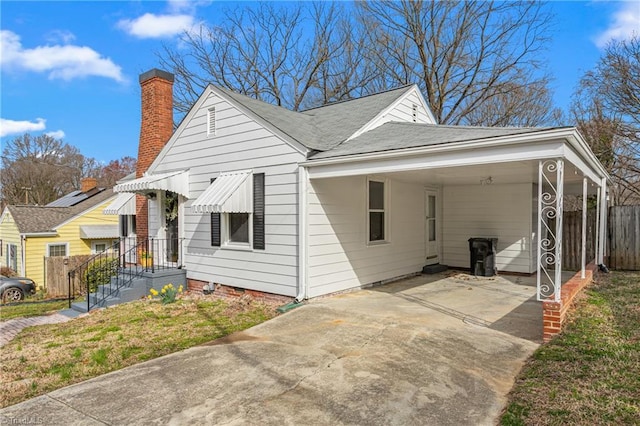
[{"xmin": 45, "ymin": 188, "xmax": 103, "ymax": 207}]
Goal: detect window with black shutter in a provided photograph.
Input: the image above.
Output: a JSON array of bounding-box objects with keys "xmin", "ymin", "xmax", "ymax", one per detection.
[
  {"xmin": 253, "ymin": 173, "xmax": 265, "ymax": 250},
  {"xmin": 210, "ymin": 177, "xmax": 221, "ymax": 247}
]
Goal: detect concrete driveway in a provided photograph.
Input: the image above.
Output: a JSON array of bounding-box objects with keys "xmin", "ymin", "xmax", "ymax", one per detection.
[{"xmin": 0, "ymin": 272, "xmax": 540, "ymax": 425}]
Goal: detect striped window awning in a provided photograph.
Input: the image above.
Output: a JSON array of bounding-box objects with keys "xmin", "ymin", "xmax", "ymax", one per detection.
[
  {"xmin": 191, "ymin": 170, "xmax": 253, "ymax": 214},
  {"xmin": 103, "ymin": 193, "xmax": 136, "ymax": 215},
  {"xmin": 114, "ymin": 170, "xmax": 189, "ymax": 198}
]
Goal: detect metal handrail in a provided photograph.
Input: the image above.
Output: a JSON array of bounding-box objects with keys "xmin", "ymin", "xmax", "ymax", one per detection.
[{"xmin": 67, "ymin": 237, "xmax": 184, "ymax": 311}]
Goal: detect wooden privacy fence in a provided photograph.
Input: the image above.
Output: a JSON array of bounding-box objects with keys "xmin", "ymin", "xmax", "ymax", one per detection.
[
  {"xmin": 45, "ymin": 255, "xmax": 92, "ymax": 297},
  {"xmin": 608, "ymin": 205, "xmax": 640, "ymax": 270},
  {"xmin": 561, "ymin": 209, "xmax": 597, "ymax": 271}
]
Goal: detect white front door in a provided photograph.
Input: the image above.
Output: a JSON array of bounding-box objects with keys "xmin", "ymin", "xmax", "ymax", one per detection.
[{"xmin": 425, "ymin": 190, "xmax": 439, "ymax": 264}]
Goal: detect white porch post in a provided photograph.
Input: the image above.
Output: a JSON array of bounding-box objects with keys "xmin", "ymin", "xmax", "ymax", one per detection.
[
  {"xmin": 537, "ymin": 159, "xmax": 564, "ymax": 302},
  {"xmin": 598, "ymin": 178, "xmax": 608, "ymax": 265},
  {"xmin": 581, "ymin": 177, "xmax": 587, "ymax": 278}
]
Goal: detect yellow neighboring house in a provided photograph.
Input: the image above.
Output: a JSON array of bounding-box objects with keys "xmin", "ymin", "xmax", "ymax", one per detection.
[{"xmin": 0, "ymin": 178, "xmax": 118, "ymax": 290}]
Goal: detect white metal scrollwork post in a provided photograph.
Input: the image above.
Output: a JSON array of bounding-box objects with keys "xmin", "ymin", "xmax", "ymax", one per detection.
[{"xmin": 537, "ymin": 159, "xmax": 564, "ymax": 301}]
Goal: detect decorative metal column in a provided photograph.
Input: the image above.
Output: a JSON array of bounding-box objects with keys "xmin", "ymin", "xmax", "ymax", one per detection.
[{"xmin": 537, "ymin": 159, "xmax": 564, "ymax": 301}]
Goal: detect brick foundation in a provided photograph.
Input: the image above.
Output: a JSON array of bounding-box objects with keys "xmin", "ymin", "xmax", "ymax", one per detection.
[
  {"xmin": 187, "ymin": 278, "xmax": 293, "ymax": 305},
  {"xmin": 542, "ymin": 262, "xmax": 596, "ymax": 342}
]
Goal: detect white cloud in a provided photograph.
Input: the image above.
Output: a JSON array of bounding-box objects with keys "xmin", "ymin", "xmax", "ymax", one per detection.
[
  {"xmin": 0, "ymin": 30, "xmax": 124, "ymax": 82},
  {"xmin": 0, "ymin": 118, "xmax": 46, "ymax": 137},
  {"xmin": 167, "ymin": 0, "xmax": 210, "ymax": 14},
  {"xmin": 117, "ymin": 13, "xmax": 195, "ymax": 39},
  {"xmin": 594, "ymin": 2, "xmax": 640, "ymax": 48},
  {"xmin": 44, "ymin": 29, "xmax": 76, "ymax": 44},
  {"xmin": 45, "ymin": 130, "xmax": 66, "ymax": 139}
]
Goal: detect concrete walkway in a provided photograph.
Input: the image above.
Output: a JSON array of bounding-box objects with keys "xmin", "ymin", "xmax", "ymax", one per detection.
[
  {"xmin": 0, "ymin": 272, "xmax": 541, "ymax": 425},
  {"xmin": 0, "ymin": 312, "xmax": 73, "ymax": 347}
]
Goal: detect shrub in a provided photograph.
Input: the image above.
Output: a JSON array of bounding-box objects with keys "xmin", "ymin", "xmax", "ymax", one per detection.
[
  {"xmin": 84, "ymin": 257, "xmax": 119, "ymax": 293},
  {"xmin": 1, "ymin": 267, "xmax": 17, "ymax": 277}
]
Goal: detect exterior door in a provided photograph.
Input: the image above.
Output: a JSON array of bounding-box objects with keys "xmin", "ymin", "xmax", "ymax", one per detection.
[
  {"xmin": 425, "ymin": 190, "xmax": 439, "ymax": 264},
  {"xmin": 164, "ymin": 191, "xmax": 179, "ymax": 264}
]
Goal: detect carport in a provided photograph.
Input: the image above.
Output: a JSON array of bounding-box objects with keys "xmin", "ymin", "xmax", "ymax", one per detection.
[{"xmin": 301, "ymin": 125, "xmax": 610, "ymax": 339}]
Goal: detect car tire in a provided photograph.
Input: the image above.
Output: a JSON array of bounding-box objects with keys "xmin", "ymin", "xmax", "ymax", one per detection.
[{"xmin": 3, "ymin": 287, "xmax": 24, "ymax": 303}]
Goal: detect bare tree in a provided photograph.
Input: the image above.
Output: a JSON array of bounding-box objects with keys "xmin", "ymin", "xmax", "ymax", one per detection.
[
  {"xmin": 0, "ymin": 134, "xmax": 97, "ymax": 205},
  {"xmin": 96, "ymin": 156, "xmax": 137, "ymax": 188},
  {"xmin": 159, "ymin": 2, "xmax": 376, "ymax": 116},
  {"xmin": 357, "ymin": 0, "xmax": 554, "ymax": 126},
  {"xmin": 572, "ymin": 36, "xmax": 640, "ymax": 205}
]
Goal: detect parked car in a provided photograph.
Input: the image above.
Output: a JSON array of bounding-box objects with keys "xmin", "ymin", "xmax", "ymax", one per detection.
[{"xmin": 0, "ymin": 275, "xmax": 36, "ymax": 302}]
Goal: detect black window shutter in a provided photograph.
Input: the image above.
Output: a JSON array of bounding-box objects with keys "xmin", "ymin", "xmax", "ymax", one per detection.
[
  {"xmin": 210, "ymin": 177, "xmax": 221, "ymax": 247},
  {"xmin": 253, "ymin": 173, "xmax": 265, "ymax": 250}
]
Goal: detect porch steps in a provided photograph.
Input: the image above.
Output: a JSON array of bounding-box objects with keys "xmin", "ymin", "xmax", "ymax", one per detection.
[
  {"xmin": 422, "ymin": 264, "xmax": 448, "ymax": 274},
  {"xmin": 70, "ymin": 268, "xmax": 187, "ymax": 313},
  {"xmin": 71, "ymin": 275, "xmax": 149, "ymax": 313}
]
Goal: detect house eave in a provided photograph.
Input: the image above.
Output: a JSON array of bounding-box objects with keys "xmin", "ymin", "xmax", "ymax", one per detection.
[
  {"xmin": 300, "ymin": 128, "xmax": 612, "ymax": 188},
  {"xmin": 21, "ymin": 232, "xmax": 58, "ymax": 238}
]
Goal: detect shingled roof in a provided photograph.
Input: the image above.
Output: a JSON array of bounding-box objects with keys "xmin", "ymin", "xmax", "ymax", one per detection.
[
  {"xmin": 308, "ymin": 122, "xmax": 559, "ymax": 159},
  {"xmin": 6, "ymin": 188, "xmax": 115, "ymax": 234},
  {"xmin": 215, "ymin": 85, "xmax": 415, "ymax": 151}
]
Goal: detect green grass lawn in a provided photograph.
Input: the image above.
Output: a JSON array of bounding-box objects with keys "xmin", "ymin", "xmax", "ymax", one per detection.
[
  {"xmin": 0, "ymin": 296, "xmax": 278, "ymax": 408},
  {"xmin": 0, "ymin": 299, "xmax": 70, "ymax": 321},
  {"xmin": 501, "ymin": 271, "xmax": 640, "ymax": 425}
]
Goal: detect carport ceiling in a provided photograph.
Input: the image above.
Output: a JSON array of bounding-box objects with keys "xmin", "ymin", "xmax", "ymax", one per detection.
[{"xmin": 388, "ymin": 161, "xmax": 600, "ymax": 195}]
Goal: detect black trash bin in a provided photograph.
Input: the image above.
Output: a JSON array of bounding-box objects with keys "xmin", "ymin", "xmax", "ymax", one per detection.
[{"xmin": 468, "ymin": 238, "xmax": 498, "ymax": 277}]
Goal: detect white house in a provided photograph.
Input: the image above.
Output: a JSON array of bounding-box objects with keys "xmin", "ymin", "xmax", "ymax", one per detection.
[{"xmin": 115, "ymin": 69, "xmax": 610, "ymax": 305}]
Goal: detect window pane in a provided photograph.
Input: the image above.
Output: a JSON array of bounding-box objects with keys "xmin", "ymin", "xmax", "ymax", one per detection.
[
  {"xmin": 229, "ymin": 213, "xmax": 249, "ymax": 243},
  {"xmin": 49, "ymin": 244, "xmax": 66, "ymax": 257},
  {"xmin": 369, "ymin": 212, "xmax": 385, "ymax": 241},
  {"xmin": 428, "ymin": 220, "xmax": 436, "ymax": 241},
  {"xmin": 95, "ymin": 244, "xmax": 106, "ymax": 253},
  {"xmin": 428, "ymin": 195, "xmax": 436, "ymax": 218},
  {"xmin": 369, "ymin": 181, "xmax": 384, "ymax": 210}
]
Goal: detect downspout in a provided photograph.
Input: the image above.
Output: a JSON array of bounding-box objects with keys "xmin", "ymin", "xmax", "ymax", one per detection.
[
  {"xmin": 20, "ymin": 234, "xmax": 26, "ymax": 277},
  {"xmin": 295, "ymin": 165, "xmax": 308, "ymax": 303}
]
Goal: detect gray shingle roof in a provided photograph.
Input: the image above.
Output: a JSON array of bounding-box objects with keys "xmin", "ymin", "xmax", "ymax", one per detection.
[
  {"xmin": 7, "ymin": 188, "xmax": 115, "ymax": 234},
  {"xmin": 215, "ymin": 85, "xmax": 414, "ymax": 151},
  {"xmin": 308, "ymin": 122, "xmax": 559, "ymax": 159}
]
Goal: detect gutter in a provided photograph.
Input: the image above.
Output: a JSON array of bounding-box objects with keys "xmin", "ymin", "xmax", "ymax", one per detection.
[
  {"xmin": 22, "ymin": 232, "xmax": 58, "ymax": 237},
  {"xmin": 20, "ymin": 234, "xmax": 26, "ymax": 276}
]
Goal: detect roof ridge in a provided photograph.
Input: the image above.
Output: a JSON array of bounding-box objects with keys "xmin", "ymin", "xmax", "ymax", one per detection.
[{"xmin": 300, "ymin": 84, "xmax": 415, "ymax": 113}]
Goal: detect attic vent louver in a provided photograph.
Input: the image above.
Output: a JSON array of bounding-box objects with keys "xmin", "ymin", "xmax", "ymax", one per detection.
[
  {"xmin": 412, "ymin": 104, "xmax": 418, "ymax": 122},
  {"xmin": 207, "ymin": 107, "xmax": 216, "ymax": 136}
]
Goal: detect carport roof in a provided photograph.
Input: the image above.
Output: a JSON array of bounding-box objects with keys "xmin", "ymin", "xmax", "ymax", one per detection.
[{"xmin": 309, "ymin": 122, "xmax": 557, "ymax": 159}]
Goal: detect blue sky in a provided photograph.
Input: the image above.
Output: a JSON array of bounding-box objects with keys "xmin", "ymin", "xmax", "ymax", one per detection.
[{"xmin": 1, "ymin": 1, "xmax": 639, "ymax": 164}]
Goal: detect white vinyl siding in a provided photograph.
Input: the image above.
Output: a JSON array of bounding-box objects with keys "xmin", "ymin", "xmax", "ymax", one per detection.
[
  {"xmin": 153, "ymin": 91, "xmax": 305, "ymax": 297},
  {"xmin": 441, "ymin": 183, "xmax": 534, "ymax": 274},
  {"xmin": 307, "ymin": 176, "xmax": 425, "ymax": 297},
  {"xmin": 377, "ymin": 90, "xmax": 433, "ymax": 126}
]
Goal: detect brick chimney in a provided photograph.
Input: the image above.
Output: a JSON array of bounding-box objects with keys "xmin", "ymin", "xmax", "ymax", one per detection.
[
  {"xmin": 81, "ymin": 177, "xmax": 97, "ymax": 192},
  {"xmin": 136, "ymin": 69, "xmax": 174, "ymax": 242}
]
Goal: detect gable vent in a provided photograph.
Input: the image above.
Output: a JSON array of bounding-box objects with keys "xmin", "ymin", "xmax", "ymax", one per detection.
[
  {"xmin": 412, "ymin": 104, "xmax": 418, "ymax": 122},
  {"xmin": 207, "ymin": 107, "xmax": 216, "ymax": 136}
]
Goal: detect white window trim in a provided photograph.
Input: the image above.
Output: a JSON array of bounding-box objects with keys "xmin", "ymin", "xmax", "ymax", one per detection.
[
  {"xmin": 366, "ymin": 177, "xmax": 390, "ymax": 246},
  {"xmin": 221, "ymin": 212, "xmax": 253, "ymax": 251},
  {"xmin": 207, "ymin": 107, "xmax": 216, "ymax": 137},
  {"xmin": 46, "ymin": 242, "xmax": 69, "ymax": 257},
  {"xmin": 91, "ymin": 241, "xmax": 115, "ymax": 254}
]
